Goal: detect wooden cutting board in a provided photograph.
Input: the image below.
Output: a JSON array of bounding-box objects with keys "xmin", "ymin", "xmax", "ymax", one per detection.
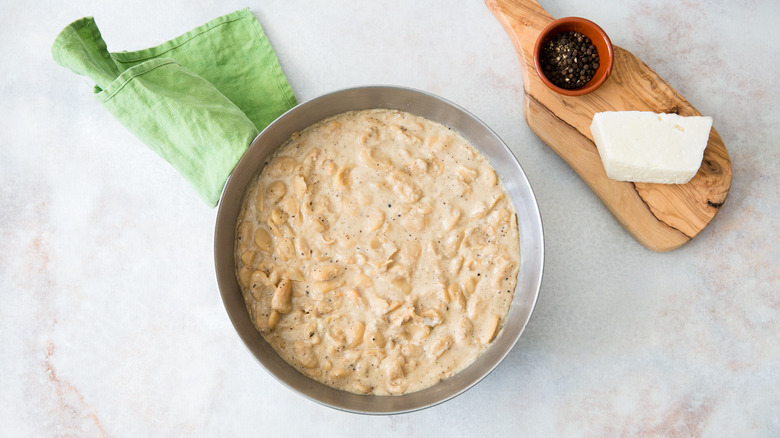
[{"xmin": 486, "ymin": 0, "xmax": 732, "ymax": 252}]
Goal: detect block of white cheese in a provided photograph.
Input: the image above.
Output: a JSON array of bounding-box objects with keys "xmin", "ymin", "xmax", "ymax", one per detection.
[{"xmin": 590, "ymin": 111, "xmax": 713, "ymax": 184}]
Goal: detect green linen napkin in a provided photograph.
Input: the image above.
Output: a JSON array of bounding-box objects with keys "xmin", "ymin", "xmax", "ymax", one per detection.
[{"xmin": 52, "ymin": 8, "xmax": 297, "ymax": 206}]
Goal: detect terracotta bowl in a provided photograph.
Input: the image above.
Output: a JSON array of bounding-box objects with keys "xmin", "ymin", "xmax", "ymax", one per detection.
[{"xmin": 533, "ymin": 17, "xmax": 614, "ymax": 96}]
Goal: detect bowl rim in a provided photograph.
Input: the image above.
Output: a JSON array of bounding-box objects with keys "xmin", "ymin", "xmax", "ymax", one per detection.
[
  {"xmin": 213, "ymin": 85, "xmax": 545, "ymax": 414},
  {"xmin": 533, "ymin": 16, "xmax": 614, "ymax": 96}
]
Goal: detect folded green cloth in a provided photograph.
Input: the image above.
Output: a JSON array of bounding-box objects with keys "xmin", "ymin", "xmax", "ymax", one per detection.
[{"xmin": 52, "ymin": 8, "xmax": 297, "ymax": 206}]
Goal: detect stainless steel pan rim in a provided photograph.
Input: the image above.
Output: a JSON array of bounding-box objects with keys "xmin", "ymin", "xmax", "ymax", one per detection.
[{"xmin": 214, "ymin": 85, "xmax": 544, "ymax": 415}]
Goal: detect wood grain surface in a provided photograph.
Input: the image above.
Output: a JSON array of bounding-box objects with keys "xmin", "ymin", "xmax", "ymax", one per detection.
[{"xmin": 486, "ymin": 0, "xmax": 732, "ymax": 252}]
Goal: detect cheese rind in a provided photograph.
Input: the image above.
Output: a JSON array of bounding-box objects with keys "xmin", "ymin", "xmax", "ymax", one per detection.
[{"xmin": 590, "ymin": 111, "xmax": 713, "ymax": 184}]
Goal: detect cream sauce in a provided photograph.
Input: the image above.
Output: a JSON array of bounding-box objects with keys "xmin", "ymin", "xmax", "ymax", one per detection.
[{"xmin": 235, "ymin": 109, "xmax": 519, "ymax": 395}]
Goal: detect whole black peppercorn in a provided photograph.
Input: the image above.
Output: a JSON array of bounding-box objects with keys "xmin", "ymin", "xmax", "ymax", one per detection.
[{"xmin": 539, "ymin": 31, "xmax": 600, "ymax": 90}]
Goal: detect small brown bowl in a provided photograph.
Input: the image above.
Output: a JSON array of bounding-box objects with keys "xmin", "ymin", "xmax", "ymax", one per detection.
[{"xmin": 533, "ymin": 17, "xmax": 614, "ymax": 96}]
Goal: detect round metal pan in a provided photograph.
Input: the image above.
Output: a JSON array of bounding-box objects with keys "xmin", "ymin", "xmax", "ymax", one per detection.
[{"xmin": 214, "ymin": 86, "xmax": 544, "ymax": 414}]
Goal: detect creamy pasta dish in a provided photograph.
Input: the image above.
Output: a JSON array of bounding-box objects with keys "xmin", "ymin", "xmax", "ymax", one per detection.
[{"xmin": 235, "ymin": 109, "xmax": 520, "ymax": 395}]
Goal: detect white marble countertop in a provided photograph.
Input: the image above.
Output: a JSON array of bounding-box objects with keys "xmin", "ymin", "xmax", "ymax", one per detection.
[{"xmin": 2, "ymin": 0, "xmax": 779, "ymax": 436}]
